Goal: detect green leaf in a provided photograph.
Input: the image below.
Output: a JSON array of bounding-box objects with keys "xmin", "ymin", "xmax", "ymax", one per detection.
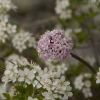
[
  {"xmin": 19, "ymin": 97, "xmax": 25, "ymax": 100},
  {"xmin": 55, "ymin": 98, "xmax": 61, "ymax": 100},
  {"xmin": 3, "ymin": 93, "xmax": 11, "ymax": 100},
  {"xmin": 12, "ymin": 96, "xmax": 19, "ymax": 100},
  {"xmin": 36, "ymin": 94, "xmax": 44, "ymax": 100},
  {"xmin": 38, "ymin": 88, "xmax": 46, "ymax": 92},
  {"xmin": 15, "ymin": 86, "xmax": 25, "ymax": 94},
  {"xmin": 12, "ymin": 96, "xmax": 25, "ymax": 100},
  {"xmin": 24, "ymin": 94, "xmax": 28, "ymax": 100},
  {"xmin": 27, "ymin": 84, "xmax": 34, "ymax": 95}
]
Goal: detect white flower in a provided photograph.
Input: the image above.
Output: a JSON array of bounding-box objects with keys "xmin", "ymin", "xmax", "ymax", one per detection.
[
  {"xmin": 65, "ymin": 28, "xmax": 72, "ymax": 37},
  {"xmin": 18, "ymin": 57, "xmax": 29, "ymax": 66},
  {"xmin": 32, "ymin": 80, "xmax": 42, "ymax": 89},
  {"xmin": 2, "ymin": 75, "xmax": 11, "ymax": 86},
  {"xmin": 28, "ymin": 97, "xmax": 38, "ymax": 100},
  {"xmin": 84, "ymin": 73, "xmax": 92, "ymax": 78},
  {"xmin": 43, "ymin": 79, "xmax": 57, "ymax": 90},
  {"xmin": 5, "ymin": 54, "xmax": 20, "ymax": 65},
  {"xmin": 6, "ymin": 24, "xmax": 17, "ymax": 34},
  {"xmin": 82, "ymin": 88, "xmax": 92, "ymax": 98},
  {"xmin": 10, "ymin": 73, "xmax": 18, "ymax": 82},
  {"xmin": 55, "ymin": 0, "xmax": 62, "ymax": 14},
  {"xmin": 74, "ymin": 75, "xmax": 84, "ymax": 90},
  {"xmin": 55, "ymin": 0, "xmax": 70, "ymax": 14},
  {"xmin": 0, "ymin": 31, "xmax": 8, "ymax": 43},
  {"xmin": 74, "ymin": 73, "xmax": 93, "ymax": 98},
  {"xmin": 0, "ymin": 15, "xmax": 9, "ymax": 23},
  {"xmin": 0, "ymin": 21, "xmax": 6, "ymax": 31},
  {"xmin": 84, "ymin": 80, "xmax": 91, "ymax": 88},
  {"xmin": 12, "ymin": 30, "xmax": 36, "ymax": 52},
  {"xmin": 2, "ymin": 61, "xmax": 18, "ymax": 84},
  {"xmin": 57, "ymin": 63, "xmax": 68, "ymax": 74},
  {"xmin": 62, "ymin": 86, "xmax": 73, "ymax": 100},
  {"xmin": 0, "ymin": 0, "xmax": 16, "ymax": 11},
  {"xmin": 96, "ymin": 70, "xmax": 100, "ymax": 84},
  {"xmin": 60, "ymin": 9, "xmax": 72, "ymax": 19},
  {"xmin": 38, "ymin": 67, "xmax": 49, "ymax": 79},
  {"xmin": 56, "ymin": 76, "xmax": 70, "ymax": 91},
  {"xmin": 28, "ymin": 37, "xmax": 36, "ymax": 48},
  {"xmin": 61, "ymin": 0, "xmax": 70, "ymax": 9},
  {"xmin": 4, "ymin": 62, "xmax": 18, "ymax": 77},
  {"xmin": 2, "ymin": 0, "xmax": 12, "ymax": 10},
  {"xmin": 42, "ymin": 90, "xmax": 58, "ymax": 100},
  {"xmin": 18, "ymin": 68, "xmax": 34, "ymax": 84}
]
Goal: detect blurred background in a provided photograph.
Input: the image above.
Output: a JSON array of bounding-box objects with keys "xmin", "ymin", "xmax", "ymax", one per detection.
[{"xmin": 0, "ymin": 0, "xmax": 100, "ymax": 100}]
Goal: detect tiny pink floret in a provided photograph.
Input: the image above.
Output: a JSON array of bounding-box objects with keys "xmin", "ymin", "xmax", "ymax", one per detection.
[{"xmin": 37, "ymin": 29, "xmax": 73, "ymax": 61}]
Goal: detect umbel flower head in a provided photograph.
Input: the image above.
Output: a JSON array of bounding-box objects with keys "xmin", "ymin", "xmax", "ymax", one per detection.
[{"xmin": 37, "ymin": 29, "xmax": 73, "ymax": 61}]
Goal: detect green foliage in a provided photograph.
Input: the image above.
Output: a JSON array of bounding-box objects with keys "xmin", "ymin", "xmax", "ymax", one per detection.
[
  {"xmin": 12, "ymin": 96, "xmax": 26, "ymax": 100},
  {"xmin": 75, "ymin": 32, "xmax": 87, "ymax": 43},
  {"xmin": 15, "ymin": 86, "xmax": 26, "ymax": 94},
  {"xmin": 3, "ymin": 93, "xmax": 11, "ymax": 100},
  {"xmin": 0, "ymin": 62, "xmax": 4, "ymax": 71},
  {"xmin": 26, "ymin": 84, "xmax": 34, "ymax": 96}
]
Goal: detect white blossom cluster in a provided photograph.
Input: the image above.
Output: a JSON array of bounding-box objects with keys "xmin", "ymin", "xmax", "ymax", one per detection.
[
  {"xmin": 5, "ymin": 53, "xmax": 20, "ymax": 65},
  {"xmin": 0, "ymin": 0, "xmax": 16, "ymax": 14},
  {"xmin": 74, "ymin": 73, "xmax": 92, "ymax": 98},
  {"xmin": 55, "ymin": 0, "xmax": 72, "ymax": 19},
  {"xmin": 45, "ymin": 59, "xmax": 68, "ymax": 74},
  {"xmin": 89, "ymin": 0, "xmax": 100, "ymax": 3},
  {"xmin": 80, "ymin": 0, "xmax": 99, "ymax": 13},
  {"xmin": 2, "ymin": 57, "xmax": 73, "ymax": 100},
  {"xmin": 0, "ymin": 0, "xmax": 36, "ymax": 53},
  {"xmin": 96, "ymin": 68, "xmax": 100, "ymax": 84},
  {"xmin": 55, "ymin": 24, "xmax": 82, "ymax": 38},
  {"xmin": 64, "ymin": 28, "xmax": 82, "ymax": 37},
  {"xmin": 0, "ymin": 0, "xmax": 17, "ymax": 43},
  {"xmin": 12, "ymin": 30, "xmax": 36, "ymax": 52}
]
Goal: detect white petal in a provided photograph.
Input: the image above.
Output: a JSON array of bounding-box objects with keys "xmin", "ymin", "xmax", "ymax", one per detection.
[
  {"xmin": 24, "ymin": 68, "xmax": 29, "ymax": 75},
  {"xmin": 18, "ymin": 77, "xmax": 24, "ymax": 82}
]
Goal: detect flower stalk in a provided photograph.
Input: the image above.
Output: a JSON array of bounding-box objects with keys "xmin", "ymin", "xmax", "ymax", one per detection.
[{"xmin": 71, "ymin": 53, "xmax": 96, "ymax": 74}]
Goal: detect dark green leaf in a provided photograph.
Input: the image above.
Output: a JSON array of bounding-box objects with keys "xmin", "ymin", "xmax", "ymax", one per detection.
[
  {"xmin": 3, "ymin": 93, "xmax": 11, "ymax": 100},
  {"xmin": 15, "ymin": 86, "xmax": 25, "ymax": 94},
  {"xmin": 27, "ymin": 84, "xmax": 34, "ymax": 95},
  {"xmin": 12, "ymin": 96, "xmax": 19, "ymax": 100}
]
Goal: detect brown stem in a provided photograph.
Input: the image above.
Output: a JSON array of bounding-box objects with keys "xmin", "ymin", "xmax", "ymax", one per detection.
[
  {"xmin": 71, "ymin": 53, "xmax": 96, "ymax": 74},
  {"xmin": 0, "ymin": 56, "xmax": 15, "ymax": 65}
]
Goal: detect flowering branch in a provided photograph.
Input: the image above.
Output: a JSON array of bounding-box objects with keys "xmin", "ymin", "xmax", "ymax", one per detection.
[
  {"xmin": 2, "ymin": 57, "xmax": 73, "ymax": 100},
  {"xmin": 71, "ymin": 53, "xmax": 96, "ymax": 74}
]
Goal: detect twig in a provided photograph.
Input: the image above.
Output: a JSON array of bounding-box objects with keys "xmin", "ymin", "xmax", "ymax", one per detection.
[
  {"xmin": 71, "ymin": 53, "xmax": 96, "ymax": 74},
  {"xmin": 0, "ymin": 56, "xmax": 15, "ymax": 65}
]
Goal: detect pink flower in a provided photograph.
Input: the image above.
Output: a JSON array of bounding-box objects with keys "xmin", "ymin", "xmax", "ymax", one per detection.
[{"xmin": 37, "ymin": 29, "xmax": 73, "ymax": 61}]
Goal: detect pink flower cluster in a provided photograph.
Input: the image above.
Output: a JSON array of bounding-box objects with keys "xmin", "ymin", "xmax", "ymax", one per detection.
[{"xmin": 37, "ymin": 29, "xmax": 73, "ymax": 61}]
